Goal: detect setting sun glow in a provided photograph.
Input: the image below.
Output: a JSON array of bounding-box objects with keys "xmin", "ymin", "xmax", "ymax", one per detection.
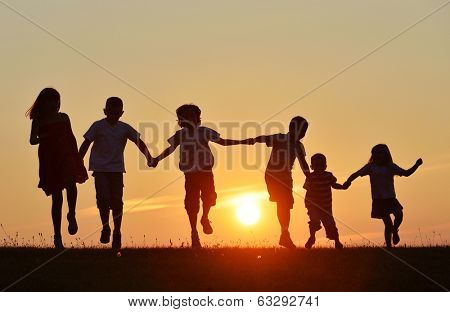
[{"xmin": 233, "ymin": 194, "xmax": 262, "ymax": 226}]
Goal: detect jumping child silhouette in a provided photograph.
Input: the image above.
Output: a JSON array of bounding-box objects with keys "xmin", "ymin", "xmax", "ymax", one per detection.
[
  {"xmin": 79, "ymin": 97, "xmax": 155, "ymax": 252},
  {"xmin": 344, "ymin": 144, "xmax": 423, "ymax": 249},
  {"xmin": 27, "ymin": 88, "xmax": 88, "ymax": 249},
  {"xmin": 153, "ymin": 104, "xmax": 252, "ymax": 248}
]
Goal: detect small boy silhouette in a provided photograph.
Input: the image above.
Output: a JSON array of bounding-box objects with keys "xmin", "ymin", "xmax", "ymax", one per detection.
[
  {"xmin": 79, "ymin": 97, "xmax": 154, "ymax": 252},
  {"xmin": 303, "ymin": 153, "xmax": 345, "ymax": 249},
  {"xmin": 153, "ymin": 104, "xmax": 252, "ymax": 248},
  {"xmin": 251, "ymin": 116, "xmax": 310, "ymax": 248},
  {"xmin": 344, "ymin": 144, "xmax": 423, "ymax": 249}
]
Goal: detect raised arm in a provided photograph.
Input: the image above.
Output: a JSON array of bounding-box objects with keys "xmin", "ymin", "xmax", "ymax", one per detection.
[{"xmin": 401, "ymin": 159, "xmax": 423, "ymax": 177}]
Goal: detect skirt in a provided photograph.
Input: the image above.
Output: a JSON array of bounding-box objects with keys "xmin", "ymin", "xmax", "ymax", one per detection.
[{"xmin": 371, "ymin": 198, "xmax": 403, "ymax": 219}]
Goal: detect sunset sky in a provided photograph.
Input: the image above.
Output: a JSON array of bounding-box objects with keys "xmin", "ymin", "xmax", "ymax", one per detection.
[{"xmin": 1, "ymin": 0, "xmax": 449, "ymax": 247}]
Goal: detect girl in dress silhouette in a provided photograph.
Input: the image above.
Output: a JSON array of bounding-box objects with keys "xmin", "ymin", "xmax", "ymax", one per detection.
[
  {"xmin": 344, "ymin": 144, "xmax": 422, "ymax": 249},
  {"xmin": 27, "ymin": 88, "xmax": 88, "ymax": 249}
]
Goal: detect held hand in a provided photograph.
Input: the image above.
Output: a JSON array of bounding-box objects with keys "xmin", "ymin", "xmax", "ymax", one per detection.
[
  {"xmin": 147, "ymin": 157, "xmax": 159, "ymax": 168},
  {"xmin": 343, "ymin": 181, "xmax": 351, "ymax": 190},
  {"xmin": 416, "ymin": 158, "xmax": 423, "ymax": 167},
  {"xmin": 245, "ymin": 138, "xmax": 256, "ymax": 145}
]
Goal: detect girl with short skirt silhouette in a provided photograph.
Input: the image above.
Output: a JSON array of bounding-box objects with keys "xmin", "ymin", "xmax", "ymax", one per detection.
[{"xmin": 344, "ymin": 144, "xmax": 422, "ymax": 248}]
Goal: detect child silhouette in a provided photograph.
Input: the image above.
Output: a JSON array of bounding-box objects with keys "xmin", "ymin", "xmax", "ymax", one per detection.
[
  {"xmin": 344, "ymin": 144, "xmax": 423, "ymax": 249},
  {"xmin": 303, "ymin": 153, "xmax": 345, "ymax": 249},
  {"xmin": 79, "ymin": 97, "xmax": 155, "ymax": 252},
  {"xmin": 27, "ymin": 88, "xmax": 88, "ymax": 249},
  {"xmin": 250, "ymin": 116, "xmax": 310, "ymax": 248},
  {"xmin": 154, "ymin": 104, "xmax": 252, "ymax": 248}
]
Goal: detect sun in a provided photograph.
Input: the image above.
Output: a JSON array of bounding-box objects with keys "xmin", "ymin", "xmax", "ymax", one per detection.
[{"xmin": 232, "ymin": 194, "xmax": 262, "ymax": 226}]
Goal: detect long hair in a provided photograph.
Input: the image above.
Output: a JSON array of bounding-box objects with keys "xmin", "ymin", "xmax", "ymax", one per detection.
[
  {"xmin": 369, "ymin": 144, "xmax": 393, "ymax": 166},
  {"xmin": 26, "ymin": 88, "xmax": 60, "ymax": 120}
]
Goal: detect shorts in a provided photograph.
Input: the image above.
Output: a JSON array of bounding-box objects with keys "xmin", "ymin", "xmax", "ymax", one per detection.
[
  {"xmin": 371, "ymin": 198, "xmax": 403, "ymax": 219},
  {"xmin": 93, "ymin": 172, "xmax": 124, "ymax": 213},
  {"xmin": 265, "ymin": 171, "xmax": 294, "ymax": 208},
  {"xmin": 307, "ymin": 207, "xmax": 339, "ymax": 240},
  {"xmin": 184, "ymin": 171, "xmax": 217, "ymax": 214}
]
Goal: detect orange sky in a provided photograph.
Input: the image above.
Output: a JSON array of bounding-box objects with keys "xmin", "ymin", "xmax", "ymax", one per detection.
[{"xmin": 1, "ymin": 0, "xmax": 449, "ymax": 247}]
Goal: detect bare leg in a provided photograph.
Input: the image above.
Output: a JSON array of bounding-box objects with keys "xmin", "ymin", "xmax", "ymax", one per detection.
[
  {"xmin": 392, "ymin": 210, "xmax": 403, "ymax": 245},
  {"xmin": 99, "ymin": 209, "xmax": 110, "ymax": 229},
  {"xmin": 382, "ymin": 215, "xmax": 393, "ymax": 248},
  {"xmin": 188, "ymin": 211, "xmax": 201, "ymax": 248},
  {"xmin": 112, "ymin": 209, "xmax": 123, "ymax": 234},
  {"xmin": 277, "ymin": 202, "xmax": 295, "ymax": 248},
  {"xmin": 393, "ymin": 210, "xmax": 403, "ymax": 231},
  {"xmin": 66, "ymin": 182, "xmax": 77, "ymax": 217},
  {"xmin": 277, "ymin": 202, "xmax": 291, "ymax": 234},
  {"xmin": 111, "ymin": 209, "xmax": 123, "ymax": 250},
  {"xmin": 188, "ymin": 212, "xmax": 198, "ymax": 234},
  {"xmin": 51, "ymin": 191, "xmax": 63, "ymax": 238},
  {"xmin": 66, "ymin": 182, "xmax": 78, "ymax": 235},
  {"xmin": 201, "ymin": 204, "xmax": 211, "ymax": 221}
]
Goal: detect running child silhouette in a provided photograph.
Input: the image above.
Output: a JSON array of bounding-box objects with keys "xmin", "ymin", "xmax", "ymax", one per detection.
[
  {"xmin": 27, "ymin": 88, "xmax": 88, "ymax": 249},
  {"xmin": 303, "ymin": 153, "xmax": 345, "ymax": 249},
  {"xmin": 343, "ymin": 144, "xmax": 423, "ymax": 249},
  {"xmin": 153, "ymin": 104, "xmax": 252, "ymax": 248},
  {"xmin": 250, "ymin": 116, "xmax": 310, "ymax": 248},
  {"xmin": 79, "ymin": 97, "xmax": 155, "ymax": 252}
]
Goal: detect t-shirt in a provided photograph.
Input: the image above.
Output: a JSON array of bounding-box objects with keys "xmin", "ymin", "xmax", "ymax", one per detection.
[
  {"xmin": 168, "ymin": 126, "xmax": 220, "ymax": 172},
  {"xmin": 303, "ymin": 171, "xmax": 337, "ymax": 211},
  {"xmin": 355, "ymin": 163, "xmax": 407, "ymax": 199},
  {"xmin": 265, "ymin": 134, "xmax": 306, "ymax": 173},
  {"xmin": 84, "ymin": 118, "xmax": 140, "ymax": 173}
]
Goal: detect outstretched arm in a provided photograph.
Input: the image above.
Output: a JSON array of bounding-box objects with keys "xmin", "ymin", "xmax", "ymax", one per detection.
[
  {"xmin": 155, "ymin": 144, "xmax": 178, "ymax": 162},
  {"xmin": 343, "ymin": 171, "xmax": 362, "ymax": 189},
  {"xmin": 79, "ymin": 139, "xmax": 92, "ymax": 159},
  {"xmin": 213, "ymin": 137, "xmax": 255, "ymax": 146},
  {"xmin": 402, "ymin": 159, "xmax": 423, "ymax": 177},
  {"xmin": 254, "ymin": 135, "xmax": 270, "ymax": 144},
  {"xmin": 332, "ymin": 182, "xmax": 346, "ymax": 190}
]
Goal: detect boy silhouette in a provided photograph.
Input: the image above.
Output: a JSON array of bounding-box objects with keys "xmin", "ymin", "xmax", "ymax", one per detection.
[
  {"xmin": 79, "ymin": 97, "xmax": 154, "ymax": 252},
  {"xmin": 251, "ymin": 116, "xmax": 310, "ymax": 248},
  {"xmin": 153, "ymin": 104, "xmax": 252, "ymax": 248},
  {"xmin": 303, "ymin": 153, "xmax": 345, "ymax": 249}
]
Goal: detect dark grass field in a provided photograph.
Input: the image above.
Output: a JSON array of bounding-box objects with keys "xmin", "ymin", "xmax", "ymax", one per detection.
[{"xmin": 0, "ymin": 247, "xmax": 449, "ymax": 291}]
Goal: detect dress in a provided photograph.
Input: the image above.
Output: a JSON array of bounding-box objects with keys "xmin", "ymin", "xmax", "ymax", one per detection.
[{"xmin": 37, "ymin": 114, "xmax": 88, "ymax": 195}]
